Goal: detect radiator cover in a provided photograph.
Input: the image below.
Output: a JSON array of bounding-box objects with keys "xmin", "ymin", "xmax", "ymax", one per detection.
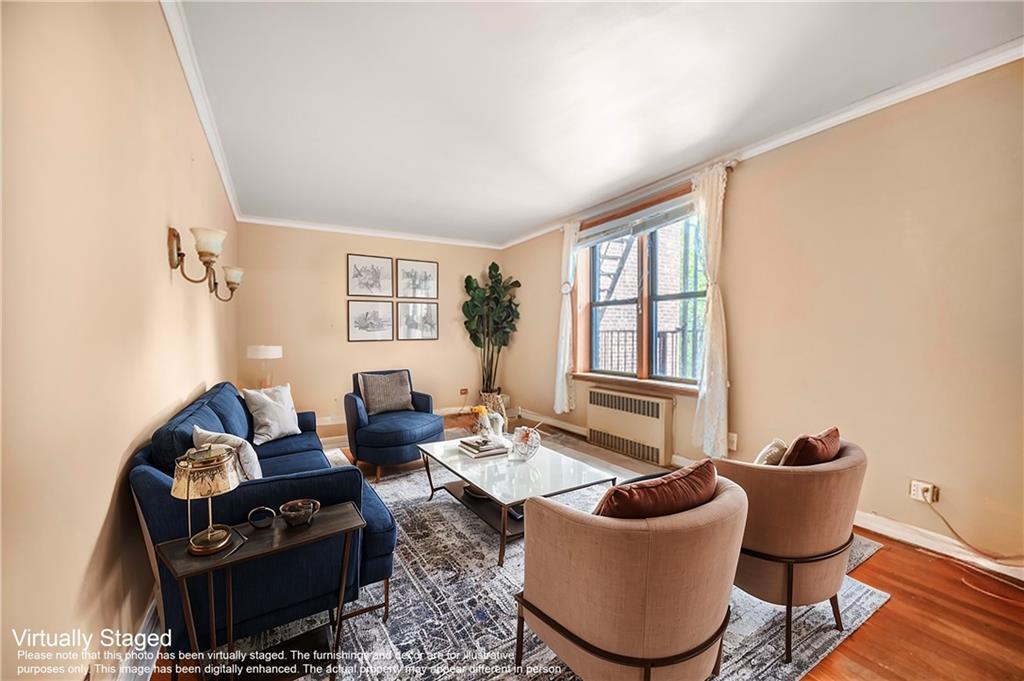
[{"xmin": 586, "ymin": 388, "xmax": 673, "ymax": 466}]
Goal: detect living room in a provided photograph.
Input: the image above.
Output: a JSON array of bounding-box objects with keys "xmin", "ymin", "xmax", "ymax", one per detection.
[{"xmin": 3, "ymin": 2, "xmax": 1022, "ymax": 680}]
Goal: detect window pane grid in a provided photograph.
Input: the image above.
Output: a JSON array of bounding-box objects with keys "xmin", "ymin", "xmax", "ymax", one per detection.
[{"xmin": 587, "ymin": 211, "xmax": 706, "ymax": 382}]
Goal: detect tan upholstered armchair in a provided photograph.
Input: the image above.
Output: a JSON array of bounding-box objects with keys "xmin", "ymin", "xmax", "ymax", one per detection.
[
  {"xmin": 713, "ymin": 441, "xmax": 867, "ymax": 662},
  {"xmin": 514, "ymin": 479, "xmax": 748, "ymax": 681}
]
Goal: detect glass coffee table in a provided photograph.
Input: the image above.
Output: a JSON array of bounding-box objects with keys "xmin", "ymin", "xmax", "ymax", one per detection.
[{"xmin": 418, "ymin": 439, "xmax": 617, "ymax": 565}]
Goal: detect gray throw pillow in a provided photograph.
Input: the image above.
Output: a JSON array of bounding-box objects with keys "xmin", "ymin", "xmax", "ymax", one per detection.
[
  {"xmin": 192, "ymin": 425, "xmax": 263, "ymax": 480},
  {"xmin": 241, "ymin": 384, "xmax": 301, "ymax": 445},
  {"xmin": 358, "ymin": 372, "xmax": 414, "ymax": 416}
]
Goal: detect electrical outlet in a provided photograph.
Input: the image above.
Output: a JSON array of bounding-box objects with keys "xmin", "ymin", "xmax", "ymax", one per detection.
[
  {"xmin": 909, "ymin": 479, "xmax": 940, "ymax": 503},
  {"xmin": 459, "ymin": 387, "xmax": 469, "ymax": 395},
  {"xmin": 727, "ymin": 432, "xmax": 738, "ymax": 451}
]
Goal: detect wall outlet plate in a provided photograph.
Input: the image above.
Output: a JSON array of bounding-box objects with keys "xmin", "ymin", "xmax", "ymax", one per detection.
[
  {"xmin": 909, "ymin": 479, "xmax": 940, "ymax": 503},
  {"xmin": 727, "ymin": 432, "xmax": 738, "ymax": 451}
]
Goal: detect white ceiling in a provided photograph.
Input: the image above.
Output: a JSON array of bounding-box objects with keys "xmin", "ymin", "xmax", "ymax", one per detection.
[{"xmin": 179, "ymin": 2, "xmax": 1023, "ymax": 246}]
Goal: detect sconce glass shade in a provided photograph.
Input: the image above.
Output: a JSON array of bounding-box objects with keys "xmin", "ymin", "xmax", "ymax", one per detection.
[
  {"xmin": 189, "ymin": 227, "xmax": 228, "ymax": 256},
  {"xmin": 247, "ymin": 345, "xmax": 283, "ymax": 360},
  {"xmin": 171, "ymin": 444, "xmax": 241, "ymax": 500},
  {"xmin": 223, "ymin": 266, "xmax": 245, "ymax": 285}
]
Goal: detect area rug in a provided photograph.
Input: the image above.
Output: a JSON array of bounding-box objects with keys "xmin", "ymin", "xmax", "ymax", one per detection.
[{"xmin": 244, "ymin": 456, "xmax": 888, "ymax": 681}]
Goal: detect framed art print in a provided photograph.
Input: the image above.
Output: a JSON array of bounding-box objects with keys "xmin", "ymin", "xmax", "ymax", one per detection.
[
  {"xmin": 397, "ymin": 302, "xmax": 439, "ymax": 340},
  {"xmin": 396, "ymin": 258, "xmax": 439, "ymax": 299},
  {"xmin": 348, "ymin": 300, "xmax": 394, "ymax": 342},
  {"xmin": 347, "ymin": 254, "xmax": 393, "ymax": 297}
]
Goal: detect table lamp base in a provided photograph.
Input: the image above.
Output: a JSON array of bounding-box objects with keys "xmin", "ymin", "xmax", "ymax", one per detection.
[{"xmin": 188, "ymin": 524, "xmax": 233, "ymax": 555}]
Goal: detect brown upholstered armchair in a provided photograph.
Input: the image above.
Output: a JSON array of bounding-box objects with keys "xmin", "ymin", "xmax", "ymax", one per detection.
[
  {"xmin": 713, "ymin": 441, "xmax": 867, "ymax": 662},
  {"xmin": 514, "ymin": 479, "xmax": 748, "ymax": 681}
]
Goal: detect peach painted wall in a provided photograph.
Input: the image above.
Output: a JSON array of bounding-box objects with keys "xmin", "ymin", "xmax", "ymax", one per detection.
[
  {"xmin": 235, "ymin": 223, "xmax": 498, "ymax": 429},
  {"xmin": 2, "ymin": 3, "xmax": 238, "ymax": 677},
  {"xmin": 502, "ymin": 61, "xmax": 1024, "ymax": 554}
]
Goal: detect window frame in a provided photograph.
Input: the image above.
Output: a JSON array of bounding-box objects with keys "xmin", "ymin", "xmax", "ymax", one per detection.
[
  {"xmin": 589, "ymin": 239, "xmax": 641, "ymax": 377},
  {"xmin": 647, "ymin": 223, "xmax": 706, "ymax": 384},
  {"xmin": 577, "ymin": 184, "xmax": 706, "ymax": 388}
]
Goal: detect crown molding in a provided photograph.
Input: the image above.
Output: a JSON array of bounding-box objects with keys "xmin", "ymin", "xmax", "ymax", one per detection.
[
  {"xmin": 238, "ymin": 213, "xmax": 502, "ymax": 250},
  {"xmin": 734, "ymin": 36, "xmax": 1024, "ymax": 162},
  {"xmin": 506, "ymin": 38, "xmax": 1024, "ymax": 249},
  {"xmin": 162, "ymin": 3, "xmax": 1022, "ymax": 251},
  {"xmin": 161, "ymin": 1, "xmax": 241, "ymax": 219}
]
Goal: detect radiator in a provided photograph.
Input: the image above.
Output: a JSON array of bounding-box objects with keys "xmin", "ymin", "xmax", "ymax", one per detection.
[{"xmin": 586, "ymin": 388, "xmax": 673, "ymax": 466}]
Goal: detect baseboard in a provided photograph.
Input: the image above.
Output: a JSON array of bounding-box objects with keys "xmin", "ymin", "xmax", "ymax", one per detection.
[
  {"xmin": 315, "ymin": 414, "xmax": 345, "ymax": 427},
  {"xmin": 854, "ymin": 510, "xmax": 1024, "ymax": 582},
  {"xmin": 114, "ymin": 598, "xmax": 160, "ymax": 681},
  {"xmin": 517, "ymin": 408, "xmax": 587, "ymax": 437},
  {"xmin": 436, "ymin": 406, "xmax": 471, "ymax": 416}
]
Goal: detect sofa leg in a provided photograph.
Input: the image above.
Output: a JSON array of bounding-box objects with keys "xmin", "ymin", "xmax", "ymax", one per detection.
[
  {"xmin": 830, "ymin": 594, "xmax": 844, "ymax": 631},
  {"xmin": 329, "ymin": 606, "xmax": 337, "ymax": 631},
  {"xmin": 375, "ymin": 465, "xmax": 382, "ymax": 484},
  {"xmin": 383, "ymin": 578, "xmax": 390, "ymax": 623}
]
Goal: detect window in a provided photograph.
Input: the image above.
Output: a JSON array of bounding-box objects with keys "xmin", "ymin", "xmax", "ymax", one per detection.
[
  {"xmin": 649, "ymin": 216, "xmax": 706, "ymax": 381},
  {"xmin": 590, "ymin": 236, "xmax": 640, "ymax": 375},
  {"xmin": 586, "ymin": 210, "xmax": 706, "ymax": 383}
]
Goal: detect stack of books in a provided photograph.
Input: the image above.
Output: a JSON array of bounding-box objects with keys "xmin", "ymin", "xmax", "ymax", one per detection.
[{"xmin": 458, "ymin": 436, "xmax": 508, "ymax": 458}]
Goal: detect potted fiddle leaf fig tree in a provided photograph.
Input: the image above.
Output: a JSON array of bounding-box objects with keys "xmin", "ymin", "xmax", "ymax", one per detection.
[{"xmin": 463, "ymin": 262, "xmax": 521, "ymax": 421}]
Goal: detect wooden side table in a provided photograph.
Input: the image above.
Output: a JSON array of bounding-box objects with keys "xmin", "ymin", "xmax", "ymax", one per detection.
[{"xmin": 156, "ymin": 501, "xmax": 366, "ymax": 681}]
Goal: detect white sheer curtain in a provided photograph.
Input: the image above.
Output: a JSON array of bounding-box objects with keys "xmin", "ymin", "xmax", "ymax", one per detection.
[
  {"xmin": 691, "ymin": 163, "xmax": 729, "ymax": 458},
  {"xmin": 553, "ymin": 222, "xmax": 580, "ymax": 414}
]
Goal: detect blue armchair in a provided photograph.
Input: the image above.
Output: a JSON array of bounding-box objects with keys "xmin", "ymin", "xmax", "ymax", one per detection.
[
  {"xmin": 344, "ymin": 369, "xmax": 444, "ymax": 482},
  {"xmin": 128, "ymin": 382, "xmax": 397, "ymax": 653}
]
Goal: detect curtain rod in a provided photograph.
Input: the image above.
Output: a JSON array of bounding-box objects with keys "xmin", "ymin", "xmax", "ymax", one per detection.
[{"xmin": 563, "ymin": 158, "xmax": 738, "ymax": 227}]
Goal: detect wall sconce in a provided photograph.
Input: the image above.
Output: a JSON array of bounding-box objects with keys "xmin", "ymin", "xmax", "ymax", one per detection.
[{"xmin": 167, "ymin": 227, "xmax": 244, "ymax": 302}]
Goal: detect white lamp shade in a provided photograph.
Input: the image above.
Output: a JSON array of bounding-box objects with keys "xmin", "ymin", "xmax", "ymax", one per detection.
[
  {"xmin": 223, "ymin": 266, "xmax": 245, "ymax": 285},
  {"xmin": 190, "ymin": 227, "xmax": 228, "ymax": 256},
  {"xmin": 247, "ymin": 345, "xmax": 283, "ymax": 360}
]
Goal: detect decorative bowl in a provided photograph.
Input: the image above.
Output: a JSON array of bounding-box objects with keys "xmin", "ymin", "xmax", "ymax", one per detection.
[
  {"xmin": 247, "ymin": 506, "xmax": 276, "ymax": 529},
  {"xmin": 509, "ymin": 426, "xmax": 541, "ymax": 462},
  {"xmin": 279, "ymin": 499, "xmax": 321, "ymax": 527}
]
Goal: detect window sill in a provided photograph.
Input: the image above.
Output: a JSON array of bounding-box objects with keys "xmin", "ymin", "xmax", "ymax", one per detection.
[{"xmin": 571, "ymin": 372, "xmax": 699, "ymax": 398}]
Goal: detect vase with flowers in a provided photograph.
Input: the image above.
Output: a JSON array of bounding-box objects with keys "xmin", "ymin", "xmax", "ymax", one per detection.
[{"xmin": 470, "ymin": 405, "xmax": 492, "ymax": 436}]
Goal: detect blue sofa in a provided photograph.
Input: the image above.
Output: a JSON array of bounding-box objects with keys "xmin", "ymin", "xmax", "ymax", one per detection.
[
  {"xmin": 344, "ymin": 369, "xmax": 444, "ymax": 481},
  {"xmin": 128, "ymin": 382, "xmax": 396, "ymax": 653}
]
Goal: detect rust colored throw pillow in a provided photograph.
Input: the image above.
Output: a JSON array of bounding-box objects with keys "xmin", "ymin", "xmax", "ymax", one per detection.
[
  {"xmin": 594, "ymin": 459, "xmax": 717, "ymax": 519},
  {"xmin": 780, "ymin": 427, "xmax": 842, "ymax": 466}
]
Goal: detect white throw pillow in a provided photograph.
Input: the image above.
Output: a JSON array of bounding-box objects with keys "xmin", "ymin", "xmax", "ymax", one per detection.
[
  {"xmin": 754, "ymin": 438, "xmax": 788, "ymax": 466},
  {"xmin": 192, "ymin": 425, "xmax": 263, "ymax": 480},
  {"xmin": 241, "ymin": 383, "xmax": 301, "ymax": 445}
]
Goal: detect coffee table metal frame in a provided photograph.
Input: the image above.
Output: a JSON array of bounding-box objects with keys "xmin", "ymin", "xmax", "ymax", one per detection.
[{"xmin": 419, "ymin": 445, "xmax": 616, "ymax": 566}]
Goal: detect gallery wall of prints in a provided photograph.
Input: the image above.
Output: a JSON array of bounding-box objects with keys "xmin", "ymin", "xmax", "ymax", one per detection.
[{"xmin": 347, "ymin": 254, "xmax": 439, "ymax": 342}]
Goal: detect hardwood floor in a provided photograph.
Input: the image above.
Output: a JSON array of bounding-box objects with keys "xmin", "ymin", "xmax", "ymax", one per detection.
[
  {"xmin": 807, "ymin": 528, "xmax": 1024, "ymax": 681},
  {"xmin": 153, "ymin": 415, "xmax": 1024, "ymax": 680}
]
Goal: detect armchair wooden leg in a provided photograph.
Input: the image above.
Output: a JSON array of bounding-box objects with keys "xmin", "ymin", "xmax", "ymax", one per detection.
[
  {"xmin": 830, "ymin": 594, "xmax": 844, "ymax": 631},
  {"xmin": 713, "ymin": 637, "xmax": 724, "ymax": 676},
  {"xmin": 514, "ymin": 602, "xmax": 524, "ymax": 670},
  {"xmin": 375, "ymin": 465, "xmax": 382, "ymax": 483}
]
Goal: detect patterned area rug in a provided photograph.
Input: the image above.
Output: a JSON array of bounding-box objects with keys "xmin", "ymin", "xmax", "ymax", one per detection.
[{"xmin": 247, "ymin": 454, "xmax": 888, "ymax": 681}]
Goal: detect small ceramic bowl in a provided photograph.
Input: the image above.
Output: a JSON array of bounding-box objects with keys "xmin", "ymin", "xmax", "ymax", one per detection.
[
  {"xmin": 247, "ymin": 506, "xmax": 276, "ymax": 529},
  {"xmin": 279, "ymin": 499, "xmax": 321, "ymax": 527}
]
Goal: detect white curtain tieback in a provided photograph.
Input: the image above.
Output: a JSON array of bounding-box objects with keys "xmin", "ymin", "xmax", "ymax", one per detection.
[{"xmin": 560, "ymin": 282, "xmax": 572, "ymax": 295}]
